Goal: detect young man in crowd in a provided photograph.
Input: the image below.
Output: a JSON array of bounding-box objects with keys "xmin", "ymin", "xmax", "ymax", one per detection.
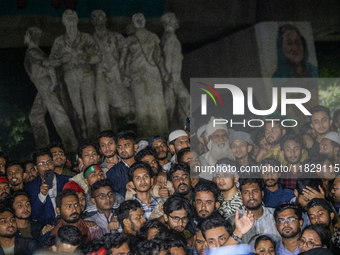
[
  {"xmin": 48, "ymin": 141, "xmax": 76, "ymax": 177},
  {"xmin": 6, "ymin": 160, "xmax": 25, "ymax": 192},
  {"xmin": 97, "ymin": 233, "xmax": 130, "ymax": 255},
  {"xmin": 86, "ymin": 179, "xmax": 121, "ymax": 234},
  {"xmin": 331, "ymin": 174, "xmax": 340, "ymax": 215},
  {"xmin": 25, "ymin": 148, "xmax": 69, "ymax": 225},
  {"xmin": 261, "ymin": 158, "xmax": 295, "ymax": 207},
  {"xmin": 193, "ymin": 222, "xmax": 208, "ymax": 255},
  {"xmin": 0, "ymin": 206, "xmax": 38, "ymax": 254},
  {"xmin": 168, "ymin": 130, "xmax": 190, "ymax": 166},
  {"xmin": 319, "ymin": 131, "xmax": 340, "ymax": 164},
  {"xmin": 62, "ymin": 181, "xmax": 87, "ymax": 216},
  {"xmin": 52, "ymin": 225, "xmax": 82, "ymax": 253},
  {"xmin": 214, "ymin": 158, "xmax": 244, "ymax": 218},
  {"xmin": 274, "ymin": 204, "xmax": 303, "ymax": 255},
  {"xmin": 69, "ymin": 140, "xmax": 101, "ymax": 193},
  {"xmin": 98, "ymin": 130, "xmax": 121, "ymax": 171},
  {"xmin": 128, "ymin": 162, "xmax": 161, "ymax": 220},
  {"xmin": 169, "ymin": 163, "xmax": 193, "ymax": 202},
  {"xmin": 107, "ymin": 130, "xmax": 138, "ymax": 198},
  {"xmin": 0, "ymin": 177, "xmax": 10, "ymax": 206},
  {"xmin": 23, "ymin": 160, "xmax": 38, "ymax": 184},
  {"xmin": 280, "ymin": 133, "xmax": 308, "ymax": 190},
  {"xmin": 148, "ymin": 135, "xmax": 170, "ymax": 170},
  {"xmin": 0, "ymin": 152, "xmax": 8, "ymax": 175}
]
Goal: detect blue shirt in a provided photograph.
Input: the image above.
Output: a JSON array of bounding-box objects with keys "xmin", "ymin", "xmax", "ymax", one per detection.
[
  {"xmin": 263, "ymin": 184, "xmax": 295, "ymax": 208},
  {"xmin": 276, "ymin": 240, "xmax": 299, "ymax": 255},
  {"xmin": 106, "ymin": 161, "xmax": 130, "ymax": 198}
]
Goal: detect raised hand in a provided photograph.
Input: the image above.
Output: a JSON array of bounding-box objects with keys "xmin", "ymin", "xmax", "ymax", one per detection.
[{"xmin": 234, "ymin": 209, "xmax": 254, "ymax": 236}]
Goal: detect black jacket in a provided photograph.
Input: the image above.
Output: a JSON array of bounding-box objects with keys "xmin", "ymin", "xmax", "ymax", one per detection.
[{"xmin": 0, "ymin": 235, "xmax": 38, "ymax": 255}]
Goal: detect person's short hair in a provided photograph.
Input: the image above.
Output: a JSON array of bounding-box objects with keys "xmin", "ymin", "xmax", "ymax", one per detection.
[
  {"xmin": 135, "ymin": 149, "xmax": 157, "ymax": 162},
  {"xmin": 135, "ymin": 239, "xmax": 170, "ymax": 255},
  {"xmin": 56, "ymin": 189, "xmax": 77, "ymax": 209},
  {"xmin": 42, "ymin": 236, "xmax": 56, "ymax": 249},
  {"xmin": 274, "ymin": 204, "xmax": 303, "ymax": 222},
  {"xmin": 97, "ymin": 233, "xmax": 129, "ymax": 250},
  {"xmin": 97, "ymin": 130, "xmax": 116, "ymax": 141},
  {"xmin": 0, "ymin": 206, "xmax": 14, "ymax": 215},
  {"xmin": 194, "ymin": 182, "xmax": 220, "ymax": 203},
  {"xmin": 300, "ymin": 224, "xmax": 331, "ymax": 248},
  {"xmin": 260, "ymin": 158, "xmax": 281, "ymax": 168},
  {"xmin": 116, "ymin": 130, "xmax": 137, "ymax": 144},
  {"xmin": 254, "ymin": 130, "xmax": 266, "ymax": 147},
  {"xmin": 22, "ymin": 160, "xmax": 34, "ymax": 173},
  {"xmin": 201, "ymin": 216, "xmax": 233, "ymax": 239},
  {"xmin": 163, "ymin": 195, "xmax": 193, "ymax": 217},
  {"xmin": 5, "ymin": 160, "xmax": 24, "ymax": 175},
  {"xmin": 168, "ymin": 163, "xmax": 190, "ymax": 179},
  {"xmin": 47, "ymin": 141, "xmax": 65, "ymax": 153},
  {"xmin": 137, "ymin": 220, "xmax": 169, "ymax": 241},
  {"xmin": 310, "ymin": 105, "xmax": 331, "ymax": 120},
  {"xmin": 300, "ymin": 122, "xmax": 313, "ymax": 136},
  {"xmin": 295, "ymin": 177, "xmax": 323, "ymax": 195},
  {"xmin": 31, "ymin": 148, "xmax": 53, "ymax": 165},
  {"xmin": 26, "ymin": 27, "xmax": 42, "ymax": 44},
  {"xmin": 128, "ymin": 162, "xmax": 152, "ymax": 182},
  {"xmin": 265, "ymin": 114, "xmax": 286, "ymax": 131},
  {"xmin": 280, "ymin": 133, "xmax": 304, "ymax": 150},
  {"xmin": 10, "ymin": 191, "xmax": 30, "ymax": 208},
  {"xmin": 154, "ymin": 230, "xmax": 187, "ymax": 254},
  {"xmin": 117, "ymin": 200, "xmax": 142, "ymax": 228},
  {"xmin": 56, "ymin": 225, "xmax": 82, "ymax": 247},
  {"xmin": 77, "ymin": 141, "xmax": 99, "ymax": 160},
  {"xmin": 177, "ymin": 148, "xmax": 191, "ymax": 164},
  {"xmin": 254, "ymin": 235, "xmax": 276, "ymax": 251},
  {"xmin": 90, "ymin": 179, "xmax": 112, "ymax": 198},
  {"xmin": 239, "ymin": 178, "xmax": 263, "ymax": 193}
]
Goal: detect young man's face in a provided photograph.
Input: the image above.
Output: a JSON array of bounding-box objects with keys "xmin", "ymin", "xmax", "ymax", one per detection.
[
  {"xmin": 80, "ymin": 146, "xmax": 99, "ymax": 169},
  {"xmin": 195, "ymin": 231, "xmax": 207, "ymax": 255},
  {"xmin": 99, "ymin": 137, "xmax": 117, "ymax": 158},
  {"xmin": 319, "ymin": 138, "xmax": 336, "ymax": 160},
  {"xmin": 84, "ymin": 168, "xmax": 105, "ymax": 187},
  {"xmin": 0, "ymin": 158, "xmax": 6, "ymax": 175},
  {"xmin": 229, "ymin": 139, "xmax": 251, "ymax": 160},
  {"xmin": 132, "ymin": 168, "xmax": 151, "ymax": 192},
  {"xmin": 35, "ymin": 154, "xmax": 54, "ymax": 178},
  {"xmin": 0, "ymin": 183, "xmax": 10, "ymax": 202},
  {"xmin": 141, "ymin": 155, "xmax": 158, "ymax": 175},
  {"xmin": 195, "ymin": 191, "xmax": 219, "ymax": 218},
  {"xmin": 262, "ymin": 167, "xmax": 279, "ymax": 188},
  {"xmin": 0, "ymin": 211, "xmax": 17, "ymax": 238},
  {"xmin": 117, "ymin": 139, "xmax": 137, "ymax": 160},
  {"xmin": 282, "ymin": 140, "xmax": 303, "ymax": 164},
  {"xmin": 205, "ymin": 226, "xmax": 230, "ymax": 249},
  {"xmin": 152, "ymin": 140, "xmax": 168, "ymax": 160},
  {"xmin": 13, "ymin": 195, "xmax": 31, "ymax": 220},
  {"xmin": 170, "ymin": 136, "xmax": 190, "ymax": 155},
  {"xmin": 76, "ymin": 192, "xmax": 86, "ymax": 213},
  {"xmin": 172, "ymin": 170, "xmax": 191, "ymax": 196},
  {"xmin": 164, "ymin": 208, "xmax": 188, "ymax": 233},
  {"xmin": 276, "ymin": 209, "xmax": 302, "ymax": 239},
  {"xmin": 7, "ymin": 164, "xmax": 24, "ymax": 187},
  {"xmin": 240, "ymin": 182, "xmax": 263, "ymax": 211},
  {"xmin": 308, "ymin": 205, "xmax": 333, "ymax": 228},
  {"xmin": 25, "ymin": 163, "xmax": 38, "ymax": 183},
  {"xmin": 265, "ymin": 122, "xmax": 285, "ymax": 146},
  {"xmin": 110, "ymin": 243, "xmax": 130, "ymax": 255},
  {"xmin": 56, "ymin": 195, "xmax": 80, "ymax": 224},
  {"xmin": 311, "ymin": 111, "xmax": 332, "ymax": 136},
  {"xmin": 331, "ymin": 178, "xmax": 340, "ymax": 203},
  {"xmin": 50, "ymin": 147, "xmax": 67, "ymax": 168},
  {"xmin": 128, "ymin": 208, "xmax": 146, "ymax": 233},
  {"xmin": 214, "ymin": 172, "xmax": 236, "ymax": 192},
  {"xmin": 92, "ymin": 186, "xmax": 114, "ymax": 212}
]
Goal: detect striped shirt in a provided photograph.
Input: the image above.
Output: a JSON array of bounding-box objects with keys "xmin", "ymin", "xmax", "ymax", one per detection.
[{"xmin": 132, "ymin": 194, "xmax": 161, "ymax": 220}]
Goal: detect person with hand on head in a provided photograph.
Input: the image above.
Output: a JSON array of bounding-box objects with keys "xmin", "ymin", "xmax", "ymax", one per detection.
[{"xmin": 25, "ymin": 148, "xmax": 69, "ymax": 225}]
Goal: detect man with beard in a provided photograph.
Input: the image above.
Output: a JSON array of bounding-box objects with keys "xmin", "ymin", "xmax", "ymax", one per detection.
[
  {"xmin": 0, "ymin": 207, "xmax": 38, "ymax": 254},
  {"xmin": 200, "ymin": 117, "xmax": 234, "ymax": 180},
  {"xmin": 25, "ymin": 148, "xmax": 69, "ymax": 225},
  {"xmin": 259, "ymin": 115, "xmax": 287, "ymax": 164},
  {"xmin": 213, "ymin": 158, "xmax": 244, "ymax": 218},
  {"xmin": 331, "ymin": 175, "xmax": 340, "ymax": 215},
  {"xmin": 304, "ymin": 105, "xmax": 333, "ymax": 157},
  {"xmin": 163, "ymin": 195, "xmax": 193, "ymax": 238},
  {"xmin": 23, "ymin": 160, "xmax": 38, "ymax": 184},
  {"xmin": 168, "ymin": 130, "xmax": 190, "ymax": 166},
  {"xmin": 86, "ymin": 179, "xmax": 122, "ymax": 234},
  {"xmin": 294, "ymin": 177, "xmax": 324, "ymax": 230},
  {"xmin": 228, "ymin": 178, "xmax": 281, "ymax": 245},
  {"xmin": 307, "ymin": 198, "xmax": 340, "ymax": 254},
  {"xmin": 107, "ymin": 130, "xmax": 138, "ymax": 198},
  {"xmin": 0, "ymin": 152, "xmax": 8, "ymax": 175},
  {"xmin": 320, "ymin": 132, "xmax": 340, "ymax": 163},
  {"xmin": 148, "ymin": 135, "xmax": 170, "ymax": 170},
  {"xmin": 0, "ymin": 178, "xmax": 10, "ymax": 206},
  {"xmin": 11, "ymin": 191, "xmax": 54, "ymax": 243},
  {"xmin": 70, "ymin": 140, "xmax": 101, "ymax": 193},
  {"xmin": 50, "ymin": 189, "xmax": 102, "ymax": 241},
  {"xmin": 6, "ymin": 161, "xmax": 25, "ymax": 192},
  {"xmin": 48, "ymin": 142, "xmax": 76, "ymax": 177},
  {"xmin": 280, "ymin": 133, "xmax": 309, "ymax": 190},
  {"xmin": 169, "ymin": 163, "xmax": 193, "ymax": 201},
  {"xmin": 274, "ymin": 204, "xmax": 303, "ymax": 255},
  {"xmin": 98, "ymin": 130, "xmax": 121, "ymax": 171},
  {"xmin": 261, "ymin": 158, "xmax": 294, "ymax": 208},
  {"xmin": 62, "ymin": 182, "xmax": 86, "ymax": 217},
  {"xmin": 128, "ymin": 163, "xmax": 161, "ymax": 220}
]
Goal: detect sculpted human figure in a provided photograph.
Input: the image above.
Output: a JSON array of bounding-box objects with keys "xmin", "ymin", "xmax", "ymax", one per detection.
[
  {"xmin": 120, "ymin": 13, "xmax": 169, "ymax": 137},
  {"xmin": 24, "ymin": 27, "xmax": 78, "ymax": 153},
  {"xmin": 91, "ymin": 10, "xmax": 131, "ymax": 131},
  {"xmin": 161, "ymin": 12, "xmax": 190, "ymax": 129},
  {"xmin": 50, "ymin": 9, "xmax": 102, "ymax": 139}
]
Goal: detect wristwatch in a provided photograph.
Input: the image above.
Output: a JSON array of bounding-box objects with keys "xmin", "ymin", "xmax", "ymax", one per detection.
[{"xmin": 231, "ymin": 234, "xmax": 242, "ymax": 243}]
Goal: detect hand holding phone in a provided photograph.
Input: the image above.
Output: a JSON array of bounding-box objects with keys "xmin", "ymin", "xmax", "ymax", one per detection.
[{"xmin": 44, "ymin": 170, "xmax": 54, "ymax": 190}]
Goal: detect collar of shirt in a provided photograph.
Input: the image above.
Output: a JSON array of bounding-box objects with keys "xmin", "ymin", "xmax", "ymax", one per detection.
[{"xmin": 277, "ymin": 239, "xmax": 300, "ymax": 255}]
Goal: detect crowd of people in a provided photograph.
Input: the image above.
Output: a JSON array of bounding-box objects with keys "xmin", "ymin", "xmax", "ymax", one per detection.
[{"xmin": 0, "ymin": 104, "xmax": 340, "ymax": 255}]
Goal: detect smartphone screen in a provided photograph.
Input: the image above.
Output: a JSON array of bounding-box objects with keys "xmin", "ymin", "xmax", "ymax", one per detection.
[{"xmin": 44, "ymin": 170, "xmax": 53, "ymax": 189}]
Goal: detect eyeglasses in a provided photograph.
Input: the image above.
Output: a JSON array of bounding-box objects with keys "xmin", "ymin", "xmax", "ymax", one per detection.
[
  {"xmin": 278, "ymin": 217, "xmax": 298, "ymax": 225},
  {"xmin": 169, "ymin": 215, "xmax": 188, "ymax": 223},
  {"xmin": 298, "ymin": 239, "xmax": 322, "ymax": 249},
  {"xmin": 95, "ymin": 192, "xmax": 113, "ymax": 200},
  {"xmin": 37, "ymin": 160, "xmax": 53, "ymax": 167}
]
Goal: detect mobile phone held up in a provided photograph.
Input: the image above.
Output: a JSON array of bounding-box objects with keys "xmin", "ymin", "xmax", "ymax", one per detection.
[
  {"xmin": 186, "ymin": 117, "xmax": 195, "ymax": 133},
  {"xmin": 44, "ymin": 170, "xmax": 53, "ymax": 189}
]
